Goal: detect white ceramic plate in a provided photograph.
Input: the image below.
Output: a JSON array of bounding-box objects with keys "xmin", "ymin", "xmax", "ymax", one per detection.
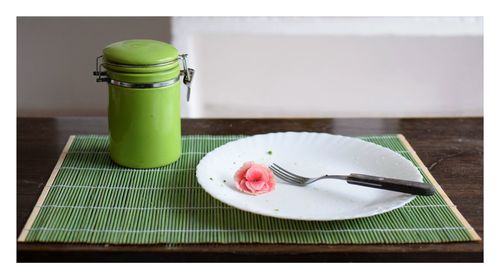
[{"xmin": 196, "ymin": 132, "xmax": 422, "ymax": 221}]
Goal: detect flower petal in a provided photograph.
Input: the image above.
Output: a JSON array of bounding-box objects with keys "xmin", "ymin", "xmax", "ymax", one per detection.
[
  {"xmin": 246, "ymin": 164, "xmax": 272, "ymax": 182},
  {"xmin": 233, "ymin": 161, "xmax": 276, "ymax": 195},
  {"xmin": 234, "ymin": 161, "xmax": 253, "ymax": 183},
  {"xmin": 246, "ymin": 180, "xmax": 266, "ymax": 191}
]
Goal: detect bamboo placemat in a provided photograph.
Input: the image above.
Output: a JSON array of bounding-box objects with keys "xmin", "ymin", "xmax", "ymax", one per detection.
[{"xmin": 18, "ymin": 134, "xmax": 481, "ymax": 244}]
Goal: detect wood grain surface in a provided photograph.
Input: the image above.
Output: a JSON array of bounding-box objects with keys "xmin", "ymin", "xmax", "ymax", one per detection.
[{"xmin": 17, "ymin": 117, "xmax": 483, "ymax": 262}]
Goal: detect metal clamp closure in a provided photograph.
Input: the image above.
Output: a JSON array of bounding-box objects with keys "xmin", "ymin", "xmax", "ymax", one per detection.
[
  {"xmin": 93, "ymin": 55, "xmax": 109, "ymax": 82},
  {"xmin": 179, "ymin": 54, "xmax": 195, "ymax": 102},
  {"xmin": 93, "ymin": 54, "xmax": 195, "ymax": 101}
]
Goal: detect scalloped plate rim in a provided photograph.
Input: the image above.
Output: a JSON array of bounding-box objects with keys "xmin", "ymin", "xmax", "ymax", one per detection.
[{"xmin": 195, "ymin": 132, "xmax": 422, "ymax": 221}]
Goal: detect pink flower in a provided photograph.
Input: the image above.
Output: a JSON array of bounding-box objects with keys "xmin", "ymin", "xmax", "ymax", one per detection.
[{"xmin": 234, "ymin": 161, "xmax": 276, "ymax": 195}]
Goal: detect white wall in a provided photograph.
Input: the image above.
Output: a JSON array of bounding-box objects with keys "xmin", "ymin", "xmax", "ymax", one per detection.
[{"xmin": 173, "ymin": 17, "xmax": 483, "ymax": 118}]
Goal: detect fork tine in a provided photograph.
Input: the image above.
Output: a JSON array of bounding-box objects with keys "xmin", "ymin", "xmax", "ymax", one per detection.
[
  {"xmin": 272, "ymin": 164, "xmax": 309, "ymax": 180},
  {"xmin": 269, "ymin": 165, "xmax": 296, "ymax": 181},
  {"xmin": 270, "ymin": 164, "xmax": 305, "ymax": 181},
  {"xmin": 269, "ymin": 165, "xmax": 304, "ymax": 184},
  {"xmin": 273, "ymin": 171, "xmax": 302, "ymax": 185},
  {"xmin": 269, "ymin": 165, "xmax": 305, "ymax": 184},
  {"xmin": 271, "ymin": 171, "xmax": 296, "ymax": 184}
]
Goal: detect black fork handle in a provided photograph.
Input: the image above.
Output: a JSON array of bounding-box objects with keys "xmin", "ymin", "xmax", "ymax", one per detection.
[{"xmin": 346, "ymin": 173, "xmax": 435, "ymax": 196}]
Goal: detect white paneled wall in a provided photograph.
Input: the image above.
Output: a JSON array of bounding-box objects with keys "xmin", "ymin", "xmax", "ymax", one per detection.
[{"xmin": 173, "ymin": 17, "xmax": 483, "ymax": 118}]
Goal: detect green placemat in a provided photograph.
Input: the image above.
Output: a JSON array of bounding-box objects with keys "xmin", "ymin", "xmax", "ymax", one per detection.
[{"xmin": 18, "ymin": 134, "xmax": 480, "ymax": 244}]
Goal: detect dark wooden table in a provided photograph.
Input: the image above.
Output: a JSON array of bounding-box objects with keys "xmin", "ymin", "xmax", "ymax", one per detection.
[{"xmin": 17, "ymin": 117, "xmax": 483, "ymax": 262}]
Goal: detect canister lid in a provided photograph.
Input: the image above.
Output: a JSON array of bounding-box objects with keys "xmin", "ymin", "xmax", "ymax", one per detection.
[{"xmin": 103, "ymin": 39, "xmax": 179, "ymax": 66}]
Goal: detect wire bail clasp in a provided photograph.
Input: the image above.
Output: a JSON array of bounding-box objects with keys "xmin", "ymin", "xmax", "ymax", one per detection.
[
  {"xmin": 93, "ymin": 55, "xmax": 109, "ymax": 82},
  {"xmin": 179, "ymin": 54, "xmax": 195, "ymax": 102}
]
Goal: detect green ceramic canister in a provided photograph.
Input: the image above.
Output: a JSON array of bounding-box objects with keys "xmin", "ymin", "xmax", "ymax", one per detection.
[{"xmin": 93, "ymin": 39, "xmax": 194, "ymax": 168}]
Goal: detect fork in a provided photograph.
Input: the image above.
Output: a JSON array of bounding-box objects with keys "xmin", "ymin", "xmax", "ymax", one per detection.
[{"xmin": 269, "ymin": 164, "xmax": 435, "ymax": 196}]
